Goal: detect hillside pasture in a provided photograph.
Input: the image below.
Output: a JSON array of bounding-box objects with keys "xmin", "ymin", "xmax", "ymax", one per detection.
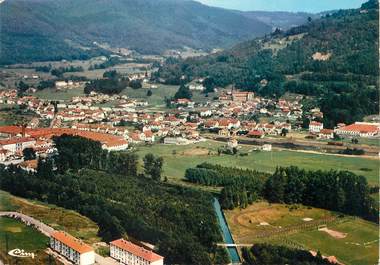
[{"xmin": 0, "ymin": 190, "xmax": 100, "ymax": 244}]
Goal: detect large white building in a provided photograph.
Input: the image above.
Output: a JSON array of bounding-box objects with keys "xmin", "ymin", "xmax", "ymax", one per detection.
[
  {"xmin": 110, "ymin": 239, "xmax": 164, "ymax": 265},
  {"xmin": 309, "ymin": 121, "xmax": 323, "ymax": 133},
  {"xmin": 50, "ymin": 231, "xmax": 95, "ymax": 265},
  {"xmin": 334, "ymin": 122, "xmax": 380, "ymax": 138},
  {"xmin": 0, "ymin": 137, "xmax": 36, "ymax": 154}
]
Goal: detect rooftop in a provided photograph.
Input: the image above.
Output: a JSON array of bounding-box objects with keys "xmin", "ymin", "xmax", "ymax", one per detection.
[
  {"xmin": 110, "ymin": 239, "xmax": 163, "ymax": 262},
  {"xmin": 51, "ymin": 231, "xmax": 93, "ymax": 254}
]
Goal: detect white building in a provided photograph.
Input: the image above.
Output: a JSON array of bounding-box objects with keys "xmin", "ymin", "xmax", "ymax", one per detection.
[
  {"xmin": 164, "ymin": 137, "xmax": 190, "ymax": 145},
  {"xmin": 262, "ymin": 144, "xmax": 272, "ymax": 151},
  {"xmin": 55, "ymin": 81, "xmax": 68, "ymax": 89},
  {"xmin": 102, "ymin": 140, "xmax": 129, "ymax": 151},
  {"xmin": 0, "ymin": 137, "xmax": 36, "ymax": 154},
  {"xmin": 309, "ymin": 121, "xmax": 323, "ymax": 133},
  {"xmin": 110, "ymin": 239, "xmax": 164, "ymax": 265},
  {"xmin": 188, "ymin": 84, "xmax": 205, "ymax": 91},
  {"xmin": 50, "ymin": 231, "xmax": 95, "ymax": 265}
]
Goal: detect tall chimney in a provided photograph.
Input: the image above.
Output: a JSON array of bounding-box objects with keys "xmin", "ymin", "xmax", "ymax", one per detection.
[{"xmin": 22, "ymin": 124, "xmax": 26, "ymax": 137}]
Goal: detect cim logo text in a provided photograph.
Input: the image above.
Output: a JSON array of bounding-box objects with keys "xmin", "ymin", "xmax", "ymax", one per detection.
[{"xmin": 8, "ymin": 249, "xmax": 35, "ymax": 259}]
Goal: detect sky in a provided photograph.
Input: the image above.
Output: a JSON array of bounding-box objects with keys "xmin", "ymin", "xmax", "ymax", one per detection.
[{"xmin": 196, "ymin": 0, "xmax": 367, "ymax": 13}]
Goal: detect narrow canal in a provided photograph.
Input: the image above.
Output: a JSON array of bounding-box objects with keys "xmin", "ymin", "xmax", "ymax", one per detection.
[{"xmin": 213, "ymin": 198, "xmax": 240, "ymax": 264}]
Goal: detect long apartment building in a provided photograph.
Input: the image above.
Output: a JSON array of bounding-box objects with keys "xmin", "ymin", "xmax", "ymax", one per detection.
[
  {"xmin": 110, "ymin": 239, "xmax": 164, "ymax": 265},
  {"xmin": 50, "ymin": 231, "xmax": 95, "ymax": 265}
]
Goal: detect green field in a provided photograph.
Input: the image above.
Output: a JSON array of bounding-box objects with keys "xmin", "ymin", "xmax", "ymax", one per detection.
[
  {"xmin": 0, "ymin": 190, "xmax": 100, "ymax": 243},
  {"xmin": 134, "ymin": 141, "xmax": 380, "ymax": 185},
  {"xmin": 122, "ymin": 84, "xmax": 178, "ymax": 106},
  {"xmin": 287, "ymin": 220, "xmax": 378, "ymax": 265},
  {"xmin": 225, "ymin": 202, "xmax": 378, "ymax": 265},
  {"xmin": 0, "ymin": 217, "xmax": 51, "ymax": 265},
  {"xmin": 0, "ymin": 217, "xmax": 48, "ymax": 251},
  {"xmin": 31, "ymin": 87, "xmax": 85, "ymax": 101}
]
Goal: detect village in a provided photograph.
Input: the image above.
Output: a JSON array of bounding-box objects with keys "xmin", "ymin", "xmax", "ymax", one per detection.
[{"xmin": 0, "ymin": 77, "xmax": 379, "ymax": 171}]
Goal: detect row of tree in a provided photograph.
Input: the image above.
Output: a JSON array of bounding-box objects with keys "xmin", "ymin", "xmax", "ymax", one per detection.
[
  {"xmin": 185, "ymin": 164, "xmax": 378, "ymax": 222},
  {"xmin": 51, "ymin": 66, "xmax": 84, "ymax": 77},
  {"xmin": 242, "ymin": 244, "xmax": 333, "ymax": 265},
  {"xmin": 84, "ymin": 70, "xmax": 142, "ymax": 95},
  {"xmin": 185, "ymin": 163, "xmax": 267, "ymax": 186}
]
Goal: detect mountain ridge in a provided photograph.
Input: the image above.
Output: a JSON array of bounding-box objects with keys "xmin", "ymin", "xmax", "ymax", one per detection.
[
  {"xmin": 156, "ymin": 0, "xmax": 379, "ymax": 127},
  {"xmin": 0, "ymin": 0, "xmax": 319, "ymax": 64}
]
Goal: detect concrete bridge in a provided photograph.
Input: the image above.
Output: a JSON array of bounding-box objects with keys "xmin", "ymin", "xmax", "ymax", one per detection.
[{"xmin": 217, "ymin": 243, "xmax": 254, "ymax": 247}]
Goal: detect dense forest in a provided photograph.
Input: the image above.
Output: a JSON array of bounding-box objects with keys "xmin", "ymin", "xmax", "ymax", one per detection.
[
  {"xmin": 241, "ymin": 244, "xmax": 333, "ymax": 265},
  {"xmin": 156, "ymin": 0, "xmax": 379, "ymax": 127},
  {"xmin": 185, "ymin": 164, "xmax": 378, "ymax": 222},
  {"xmin": 0, "ymin": 135, "xmax": 224, "ymax": 265}
]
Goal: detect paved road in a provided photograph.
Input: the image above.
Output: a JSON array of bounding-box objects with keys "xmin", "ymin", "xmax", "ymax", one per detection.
[
  {"xmin": 0, "ymin": 211, "xmax": 118, "ymax": 265},
  {"xmin": 0, "ymin": 211, "xmax": 54, "ymax": 237}
]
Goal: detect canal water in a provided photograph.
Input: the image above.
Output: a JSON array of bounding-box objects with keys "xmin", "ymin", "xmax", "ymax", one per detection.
[{"xmin": 213, "ymin": 198, "xmax": 240, "ymax": 264}]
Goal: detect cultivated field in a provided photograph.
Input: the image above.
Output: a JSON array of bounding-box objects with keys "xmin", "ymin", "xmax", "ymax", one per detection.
[
  {"xmin": 224, "ymin": 202, "xmax": 378, "ymax": 265},
  {"xmin": 135, "ymin": 141, "xmax": 380, "ymax": 185},
  {"xmin": 0, "ymin": 190, "xmax": 100, "ymax": 243}
]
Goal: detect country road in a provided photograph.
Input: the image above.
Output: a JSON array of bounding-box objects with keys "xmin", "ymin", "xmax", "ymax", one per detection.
[
  {"xmin": 0, "ymin": 212, "xmax": 54, "ymax": 237},
  {"xmin": 206, "ymin": 134, "xmax": 380, "ymax": 157},
  {"xmin": 0, "ymin": 212, "xmax": 118, "ymax": 265}
]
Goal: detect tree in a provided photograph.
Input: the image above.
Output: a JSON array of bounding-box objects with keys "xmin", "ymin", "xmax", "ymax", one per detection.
[
  {"xmin": 147, "ymin": 90, "xmax": 153, "ymax": 97},
  {"xmin": 37, "ymin": 158, "xmax": 54, "ymax": 179},
  {"xmin": 214, "ymin": 247, "xmax": 230, "ymax": 265},
  {"xmin": 23, "ymin": 148, "xmax": 36, "ymax": 161},
  {"xmin": 280, "ymin": 128, "xmax": 288, "ymax": 137},
  {"xmin": 17, "ymin": 81, "xmax": 29, "ymax": 96},
  {"xmin": 174, "ymin": 84, "xmax": 192, "ymax": 99},
  {"xmin": 143, "ymin": 154, "xmax": 164, "ymax": 181},
  {"xmin": 203, "ymin": 77, "xmax": 215, "ymax": 93},
  {"xmin": 130, "ymin": 79, "xmax": 142, "ymax": 89},
  {"xmin": 103, "ymin": 70, "xmax": 118, "ymax": 79},
  {"xmin": 264, "ymin": 168, "xmax": 286, "ymax": 203}
]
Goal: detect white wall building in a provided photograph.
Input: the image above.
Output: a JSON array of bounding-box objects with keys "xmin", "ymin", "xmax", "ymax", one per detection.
[
  {"xmin": 309, "ymin": 121, "xmax": 323, "ymax": 133},
  {"xmin": 0, "ymin": 137, "xmax": 36, "ymax": 154},
  {"xmin": 50, "ymin": 231, "xmax": 95, "ymax": 265},
  {"xmin": 110, "ymin": 239, "xmax": 164, "ymax": 265},
  {"xmin": 334, "ymin": 122, "xmax": 380, "ymax": 138},
  {"xmin": 164, "ymin": 137, "xmax": 191, "ymax": 145}
]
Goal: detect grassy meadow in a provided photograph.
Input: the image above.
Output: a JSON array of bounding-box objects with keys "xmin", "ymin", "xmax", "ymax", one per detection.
[
  {"xmin": 0, "ymin": 190, "xmax": 100, "ymax": 243},
  {"xmin": 0, "ymin": 217, "xmax": 53, "ymax": 265},
  {"xmin": 134, "ymin": 141, "xmax": 380, "ymax": 185},
  {"xmin": 31, "ymin": 86, "xmax": 85, "ymax": 101}
]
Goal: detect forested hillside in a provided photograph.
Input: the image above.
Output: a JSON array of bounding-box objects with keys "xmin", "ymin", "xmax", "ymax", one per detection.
[
  {"xmin": 0, "ymin": 135, "xmax": 222, "ymax": 265},
  {"xmin": 0, "ymin": 0, "xmax": 274, "ymax": 64},
  {"xmin": 157, "ymin": 0, "xmax": 379, "ymax": 127}
]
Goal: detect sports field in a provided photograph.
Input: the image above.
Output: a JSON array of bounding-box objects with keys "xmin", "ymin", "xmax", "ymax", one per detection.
[
  {"xmin": 134, "ymin": 141, "xmax": 380, "ymax": 185},
  {"xmin": 224, "ymin": 202, "xmax": 378, "ymax": 265}
]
